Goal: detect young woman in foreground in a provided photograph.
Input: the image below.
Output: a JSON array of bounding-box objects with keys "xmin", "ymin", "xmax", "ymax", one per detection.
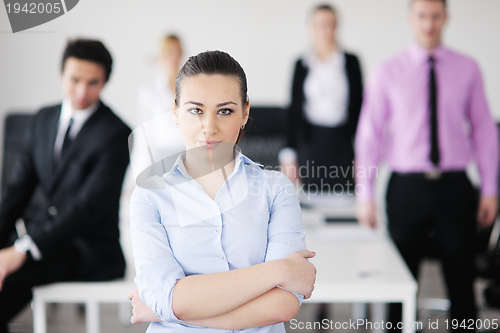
[{"xmin": 128, "ymin": 50, "xmax": 316, "ymax": 332}]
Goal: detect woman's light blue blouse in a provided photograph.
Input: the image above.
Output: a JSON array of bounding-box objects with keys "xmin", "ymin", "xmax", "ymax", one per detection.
[{"xmin": 130, "ymin": 152, "xmax": 306, "ymax": 332}]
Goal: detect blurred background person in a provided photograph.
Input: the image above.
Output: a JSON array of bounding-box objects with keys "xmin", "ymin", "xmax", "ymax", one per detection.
[
  {"xmin": 0, "ymin": 39, "xmax": 131, "ymax": 333},
  {"xmin": 137, "ymin": 34, "xmax": 183, "ymax": 124},
  {"xmin": 279, "ymin": 2, "xmax": 363, "ymax": 321},
  {"xmin": 280, "ymin": 3, "xmax": 363, "ymax": 201},
  {"xmin": 355, "ymin": 0, "xmax": 498, "ymax": 330},
  {"xmin": 130, "ymin": 34, "xmax": 185, "ymax": 191}
]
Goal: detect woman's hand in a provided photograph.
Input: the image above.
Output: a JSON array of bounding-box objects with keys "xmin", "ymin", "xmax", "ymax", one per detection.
[
  {"xmin": 280, "ymin": 250, "xmax": 316, "ymax": 299},
  {"xmin": 127, "ymin": 289, "xmax": 162, "ymax": 324}
]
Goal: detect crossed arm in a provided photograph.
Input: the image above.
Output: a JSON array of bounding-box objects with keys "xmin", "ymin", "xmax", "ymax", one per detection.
[{"xmin": 128, "ymin": 250, "xmax": 316, "ymax": 329}]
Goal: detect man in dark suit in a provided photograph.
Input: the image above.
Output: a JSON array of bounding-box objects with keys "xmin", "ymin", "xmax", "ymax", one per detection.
[{"xmin": 0, "ymin": 39, "xmax": 131, "ymax": 332}]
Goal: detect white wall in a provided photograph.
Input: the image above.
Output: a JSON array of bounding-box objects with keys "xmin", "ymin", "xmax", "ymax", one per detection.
[{"xmin": 1, "ymin": 0, "xmax": 499, "ymax": 130}]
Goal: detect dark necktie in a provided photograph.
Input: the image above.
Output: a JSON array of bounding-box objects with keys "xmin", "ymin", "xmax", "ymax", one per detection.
[
  {"xmin": 429, "ymin": 56, "xmax": 440, "ymax": 166},
  {"xmin": 60, "ymin": 118, "xmax": 74, "ymax": 161}
]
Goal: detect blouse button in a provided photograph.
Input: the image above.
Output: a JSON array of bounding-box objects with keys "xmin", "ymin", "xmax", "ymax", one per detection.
[
  {"xmin": 218, "ymin": 255, "xmax": 224, "ymax": 261},
  {"xmin": 216, "ymin": 229, "xmax": 220, "ymax": 234}
]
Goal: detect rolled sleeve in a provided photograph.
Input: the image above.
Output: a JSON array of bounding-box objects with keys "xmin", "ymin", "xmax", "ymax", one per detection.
[
  {"xmin": 355, "ymin": 65, "xmax": 390, "ymax": 202},
  {"xmin": 130, "ymin": 186, "xmax": 185, "ymax": 323},
  {"xmin": 467, "ymin": 63, "xmax": 499, "ymax": 197},
  {"xmin": 264, "ymin": 173, "xmax": 306, "ymax": 304}
]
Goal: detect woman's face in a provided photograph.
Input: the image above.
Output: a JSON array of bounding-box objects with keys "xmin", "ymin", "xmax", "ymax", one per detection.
[
  {"xmin": 173, "ymin": 74, "xmax": 249, "ymax": 159},
  {"xmin": 311, "ymin": 9, "xmax": 337, "ymax": 47}
]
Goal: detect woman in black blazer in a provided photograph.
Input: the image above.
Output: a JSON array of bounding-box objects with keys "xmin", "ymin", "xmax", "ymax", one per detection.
[{"xmin": 281, "ymin": 4, "xmax": 363, "ymax": 196}]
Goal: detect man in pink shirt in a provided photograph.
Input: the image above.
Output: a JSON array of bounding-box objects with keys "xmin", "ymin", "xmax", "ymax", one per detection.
[{"xmin": 355, "ymin": 0, "xmax": 498, "ymax": 330}]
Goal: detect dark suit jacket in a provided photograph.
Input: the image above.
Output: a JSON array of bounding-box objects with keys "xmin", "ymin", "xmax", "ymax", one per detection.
[
  {"xmin": 0, "ymin": 101, "xmax": 131, "ymax": 281},
  {"xmin": 287, "ymin": 52, "xmax": 363, "ymax": 149}
]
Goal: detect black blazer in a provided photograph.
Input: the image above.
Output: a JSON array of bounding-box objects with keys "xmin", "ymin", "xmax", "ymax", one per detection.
[
  {"xmin": 287, "ymin": 52, "xmax": 363, "ymax": 149},
  {"xmin": 0, "ymin": 102, "xmax": 131, "ymax": 281}
]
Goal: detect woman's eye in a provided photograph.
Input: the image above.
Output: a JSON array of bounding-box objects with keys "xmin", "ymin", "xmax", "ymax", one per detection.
[
  {"xmin": 188, "ymin": 108, "xmax": 202, "ymax": 115},
  {"xmin": 218, "ymin": 109, "xmax": 233, "ymax": 116}
]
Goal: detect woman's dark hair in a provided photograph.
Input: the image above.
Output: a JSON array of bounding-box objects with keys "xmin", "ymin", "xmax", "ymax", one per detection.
[
  {"xmin": 175, "ymin": 50, "xmax": 248, "ymax": 107},
  {"xmin": 61, "ymin": 38, "xmax": 113, "ymax": 82},
  {"xmin": 175, "ymin": 51, "xmax": 249, "ymax": 144}
]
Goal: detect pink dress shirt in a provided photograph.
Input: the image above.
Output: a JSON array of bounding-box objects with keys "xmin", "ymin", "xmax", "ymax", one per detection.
[{"xmin": 355, "ymin": 42, "xmax": 499, "ymax": 202}]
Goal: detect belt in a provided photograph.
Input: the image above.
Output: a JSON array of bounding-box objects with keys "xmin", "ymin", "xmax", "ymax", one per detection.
[{"xmin": 392, "ymin": 170, "xmax": 466, "ymax": 181}]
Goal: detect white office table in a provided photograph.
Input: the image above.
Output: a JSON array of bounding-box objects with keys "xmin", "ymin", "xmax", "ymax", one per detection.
[
  {"xmin": 298, "ymin": 193, "xmax": 357, "ymax": 220},
  {"xmin": 303, "ymin": 223, "xmax": 418, "ymax": 333}
]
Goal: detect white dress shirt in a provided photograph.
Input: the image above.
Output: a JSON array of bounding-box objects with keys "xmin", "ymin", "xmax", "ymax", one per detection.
[{"xmin": 303, "ymin": 50, "xmax": 349, "ymax": 127}]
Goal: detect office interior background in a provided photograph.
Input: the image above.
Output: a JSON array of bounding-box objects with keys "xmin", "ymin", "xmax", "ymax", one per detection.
[
  {"xmin": 1, "ymin": 0, "xmax": 500, "ymax": 331},
  {"xmin": 1, "ymin": 0, "xmax": 499, "ymax": 133}
]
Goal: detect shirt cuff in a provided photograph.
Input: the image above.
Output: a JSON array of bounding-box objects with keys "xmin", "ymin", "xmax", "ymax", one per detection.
[
  {"xmin": 14, "ymin": 235, "xmax": 43, "ymax": 260},
  {"xmin": 140, "ymin": 257, "xmax": 185, "ymax": 324},
  {"xmin": 481, "ymin": 182, "xmax": 498, "ymax": 198},
  {"xmin": 277, "ymin": 285, "xmax": 304, "ymax": 305}
]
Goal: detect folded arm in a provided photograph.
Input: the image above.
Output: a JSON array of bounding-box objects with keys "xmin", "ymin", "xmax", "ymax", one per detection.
[
  {"xmin": 172, "ymin": 259, "xmax": 285, "ymax": 320},
  {"xmin": 130, "ymin": 286, "xmax": 301, "ymax": 329},
  {"xmin": 183, "ymin": 287, "xmax": 301, "ymax": 329}
]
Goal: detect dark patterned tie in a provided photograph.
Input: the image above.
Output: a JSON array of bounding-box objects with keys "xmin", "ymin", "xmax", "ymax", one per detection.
[
  {"xmin": 60, "ymin": 118, "xmax": 74, "ymax": 162},
  {"xmin": 429, "ymin": 56, "xmax": 439, "ymax": 166}
]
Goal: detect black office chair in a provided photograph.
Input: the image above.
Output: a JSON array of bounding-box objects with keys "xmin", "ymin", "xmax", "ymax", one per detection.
[{"xmin": 238, "ymin": 106, "xmax": 286, "ymax": 169}]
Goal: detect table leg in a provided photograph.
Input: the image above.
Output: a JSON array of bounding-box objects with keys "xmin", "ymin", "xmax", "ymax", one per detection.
[
  {"xmin": 403, "ymin": 295, "xmax": 417, "ymax": 333},
  {"xmin": 86, "ymin": 301, "xmax": 100, "ymax": 333},
  {"xmin": 351, "ymin": 303, "xmax": 367, "ymax": 320},
  {"xmin": 371, "ymin": 303, "xmax": 386, "ymax": 333},
  {"xmin": 33, "ymin": 298, "xmax": 46, "ymax": 333}
]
